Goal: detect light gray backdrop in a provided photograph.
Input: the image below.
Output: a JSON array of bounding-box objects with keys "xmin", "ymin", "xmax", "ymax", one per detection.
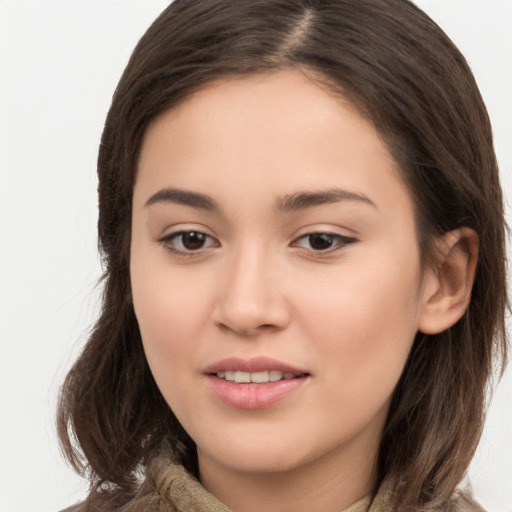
[{"xmin": 1, "ymin": 1, "xmax": 511, "ymax": 511}]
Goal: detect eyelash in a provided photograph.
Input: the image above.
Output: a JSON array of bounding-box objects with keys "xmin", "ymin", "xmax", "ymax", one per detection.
[
  {"xmin": 158, "ymin": 230, "xmax": 356, "ymax": 257},
  {"xmin": 158, "ymin": 230, "xmax": 219, "ymax": 257},
  {"xmin": 292, "ymin": 232, "xmax": 356, "ymax": 253}
]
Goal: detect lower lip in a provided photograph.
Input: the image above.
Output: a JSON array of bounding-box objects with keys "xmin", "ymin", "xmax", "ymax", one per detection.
[{"xmin": 206, "ymin": 375, "xmax": 308, "ymax": 410}]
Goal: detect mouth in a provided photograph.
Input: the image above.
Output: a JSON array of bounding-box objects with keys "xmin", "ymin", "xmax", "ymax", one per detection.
[
  {"xmin": 203, "ymin": 356, "xmax": 310, "ymax": 380},
  {"xmin": 214, "ymin": 370, "xmax": 307, "ymax": 383},
  {"xmin": 204, "ymin": 357, "xmax": 310, "ymax": 409}
]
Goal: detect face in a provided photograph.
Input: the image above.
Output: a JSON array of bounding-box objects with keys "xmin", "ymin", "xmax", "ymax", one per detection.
[{"xmin": 131, "ymin": 70, "xmax": 428, "ymax": 480}]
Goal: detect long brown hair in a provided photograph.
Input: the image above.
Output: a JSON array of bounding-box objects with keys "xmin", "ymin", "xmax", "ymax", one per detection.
[{"xmin": 57, "ymin": 1, "xmax": 508, "ymax": 510}]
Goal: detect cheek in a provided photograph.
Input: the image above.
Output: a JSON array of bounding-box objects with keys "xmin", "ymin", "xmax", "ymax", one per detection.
[
  {"xmin": 130, "ymin": 261, "xmax": 213, "ymax": 423},
  {"xmin": 295, "ymin": 245, "xmax": 423, "ymax": 397},
  {"xmin": 133, "ymin": 282, "xmax": 202, "ymax": 346},
  {"xmin": 130, "ymin": 247, "xmax": 212, "ymax": 372}
]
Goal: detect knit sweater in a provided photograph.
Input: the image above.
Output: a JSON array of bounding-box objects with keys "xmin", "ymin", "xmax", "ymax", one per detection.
[{"xmin": 62, "ymin": 455, "xmax": 486, "ymax": 512}]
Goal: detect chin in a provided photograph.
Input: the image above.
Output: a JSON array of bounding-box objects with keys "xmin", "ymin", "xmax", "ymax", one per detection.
[
  {"xmin": 195, "ymin": 423, "xmax": 338, "ymax": 477},
  {"xmin": 201, "ymin": 446, "xmax": 306, "ymax": 475},
  {"xmin": 195, "ymin": 427, "xmax": 302, "ymax": 471}
]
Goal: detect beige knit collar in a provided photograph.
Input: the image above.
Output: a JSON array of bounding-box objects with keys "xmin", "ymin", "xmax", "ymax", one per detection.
[
  {"xmin": 127, "ymin": 458, "xmax": 483, "ymax": 512},
  {"xmin": 142, "ymin": 459, "xmax": 391, "ymax": 512}
]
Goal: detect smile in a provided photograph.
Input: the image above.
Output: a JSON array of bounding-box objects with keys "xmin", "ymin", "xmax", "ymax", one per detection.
[
  {"xmin": 204, "ymin": 357, "xmax": 310, "ymax": 409},
  {"xmin": 215, "ymin": 370, "xmax": 303, "ymax": 383}
]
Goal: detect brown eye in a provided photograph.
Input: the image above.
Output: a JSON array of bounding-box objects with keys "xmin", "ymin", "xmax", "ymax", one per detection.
[
  {"xmin": 308, "ymin": 233, "xmax": 335, "ymax": 250},
  {"xmin": 292, "ymin": 232, "xmax": 356, "ymax": 253},
  {"xmin": 160, "ymin": 230, "xmax": 218, "ymax": 255},
  {"xmin": 181, "ymin": 231, "xmax": 208, "ymax": 250}
]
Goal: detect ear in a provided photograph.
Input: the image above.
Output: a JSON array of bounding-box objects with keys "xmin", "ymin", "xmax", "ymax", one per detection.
[{"xmin": 418, "ymin": 227, "xmax": 479, "ymax": 335}]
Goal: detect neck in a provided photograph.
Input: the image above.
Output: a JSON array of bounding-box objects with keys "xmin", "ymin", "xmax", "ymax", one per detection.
[{"xmin": 198, "ymin": 440, "xmax": 379, "ymax": 512}]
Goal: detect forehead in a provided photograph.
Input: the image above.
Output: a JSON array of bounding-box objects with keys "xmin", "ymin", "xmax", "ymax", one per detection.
[{"xmin": 135, "ymin": 70, "xmax": 413, "ymax": 221}]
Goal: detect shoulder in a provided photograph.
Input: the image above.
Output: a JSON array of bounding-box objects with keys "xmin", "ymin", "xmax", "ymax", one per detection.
[{"xmin": 371, "ymin": 477, "xmax": 488, "ymax": 512}]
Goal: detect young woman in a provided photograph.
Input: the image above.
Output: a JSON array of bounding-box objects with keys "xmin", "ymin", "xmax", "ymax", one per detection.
[{"xmin": 58, "ymin": 1, "xmax": 508, "ymax": 510}]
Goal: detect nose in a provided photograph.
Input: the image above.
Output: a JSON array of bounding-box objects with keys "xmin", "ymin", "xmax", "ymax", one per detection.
[{"xmin": 213, "ymin": 246, "xmax": 291, "ymax": 336}]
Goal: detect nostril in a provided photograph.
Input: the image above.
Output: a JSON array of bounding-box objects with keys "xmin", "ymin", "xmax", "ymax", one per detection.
[
  {"xmin": 215, "ymin": 320, "xmax": 282, "ymax": 337},
  {"xmin": 212, "ymin": 284, "xmax": 291, "ymax": 335}
]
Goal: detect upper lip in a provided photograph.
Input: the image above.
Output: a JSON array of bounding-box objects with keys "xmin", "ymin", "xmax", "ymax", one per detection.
[{"xmin": 203, "ymin": 357, "xmax": 309, "ymax": 375}]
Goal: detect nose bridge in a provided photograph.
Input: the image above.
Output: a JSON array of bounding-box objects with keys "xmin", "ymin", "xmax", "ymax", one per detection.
[{"xmin": 214, "ymin": 240, "xmax": 288, "ymax": 334}]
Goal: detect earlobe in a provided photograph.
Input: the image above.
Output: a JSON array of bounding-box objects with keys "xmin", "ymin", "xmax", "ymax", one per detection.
[{"xmin": 418, "ymin": 227, "xmax": 479, "ymax": 335}]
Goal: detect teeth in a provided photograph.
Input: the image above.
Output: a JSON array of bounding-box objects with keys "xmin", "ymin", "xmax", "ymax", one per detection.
[
  {"xmin": 251, "ymin": 371, "xmax": 269, "ymax": 383},
  {"xmin": 234, "ymin": 371, "xmax": 251, "ymax": 383},
  {"xmin": 269, "ymin": 371, "xmax": 282, "ymax": 382},
  {"xmin": 216, "ymin": 370, "xmax": 301, "ymax": 383}
]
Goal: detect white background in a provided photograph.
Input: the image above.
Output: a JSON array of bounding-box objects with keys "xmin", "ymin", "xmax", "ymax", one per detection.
[{"xmin": 0, "ymin": 1, "xmax": 511, "ymax": 511}]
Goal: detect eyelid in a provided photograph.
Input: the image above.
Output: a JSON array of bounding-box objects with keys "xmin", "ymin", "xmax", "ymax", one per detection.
[
  {"xmin": 290, "ymin": 230, "xmax": 357, "ymax": 254},
  {"xmin": 155, "ymin": 222, "xmax": 217, "ymax": 244}
]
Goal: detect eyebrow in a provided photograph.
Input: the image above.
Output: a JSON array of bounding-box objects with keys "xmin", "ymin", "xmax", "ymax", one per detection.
[
  {"xmin": 144, "ymin": 188, "xmax": 220, "ymax": 212},
  {"xmin": 144, "ymin": 187, "xmax": 375, "ymax": 213},
  {"xmin": 275, "ymin": 188, "xmax": 376, "ymax": 212}
]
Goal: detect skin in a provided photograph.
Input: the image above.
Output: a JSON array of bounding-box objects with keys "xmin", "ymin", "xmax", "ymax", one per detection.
[{"xmin": 130, "ymin": 70, "xmax": 476, "ymax": 512}]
